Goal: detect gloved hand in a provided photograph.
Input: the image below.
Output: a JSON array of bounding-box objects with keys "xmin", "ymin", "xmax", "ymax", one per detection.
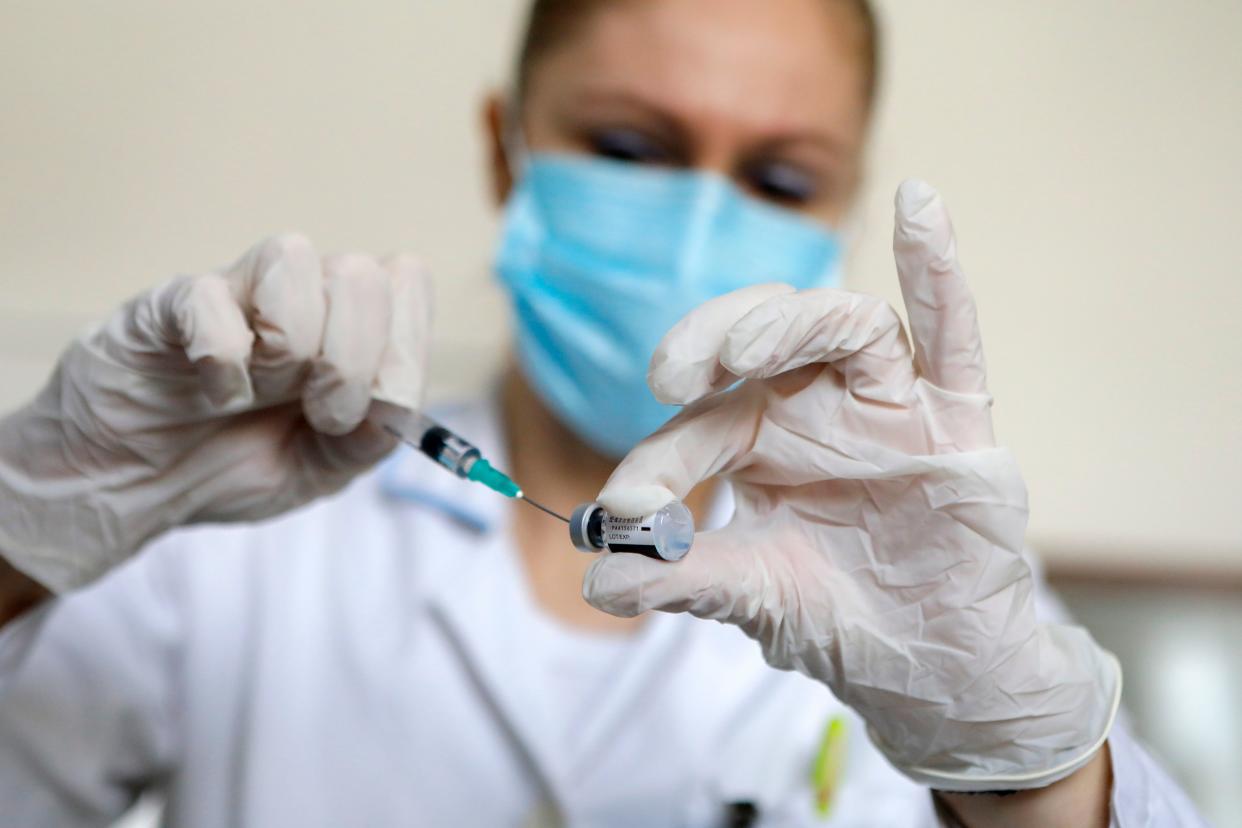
[
  {"xmin": 584, "ymin": 181, "xmax": 1121, "ymax": 792},
  {"xmin": 0, "ymin": 234, "xmax": 430, "ymax": 592}
]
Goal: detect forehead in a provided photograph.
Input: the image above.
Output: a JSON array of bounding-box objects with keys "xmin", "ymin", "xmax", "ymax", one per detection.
[{"xmin": 526, "ymin": 0, "xmax": 868, "ymax": 145}]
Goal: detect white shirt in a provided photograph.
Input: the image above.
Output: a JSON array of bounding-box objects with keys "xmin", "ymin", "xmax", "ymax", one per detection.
[
  {"xmin": 0, "ymin": 399, "xmax": 1207, "ymax": 826},
  {"xmin": 523, "ymin": 604, "xmax": 640, "ymax": 767}
]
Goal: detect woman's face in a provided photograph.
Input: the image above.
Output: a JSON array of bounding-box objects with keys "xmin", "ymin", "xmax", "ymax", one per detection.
[{"xmin": 488, "ymin": 0, "xmax": 872, "ymax": 225}]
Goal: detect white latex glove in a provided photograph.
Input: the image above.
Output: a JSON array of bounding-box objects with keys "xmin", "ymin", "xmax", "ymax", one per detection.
[
  {"xmin": 0, "ymin": 234, "xmax": 430, "ymax": 592},
  {"xmin": 584, "ymin": 181, "xmax": 1121, "ymax": 792}
]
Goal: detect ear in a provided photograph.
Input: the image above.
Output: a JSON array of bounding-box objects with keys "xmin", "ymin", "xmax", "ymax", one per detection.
[{"xmin": 482, "ymin": 92, "xmax": 514, "ymax": 207}]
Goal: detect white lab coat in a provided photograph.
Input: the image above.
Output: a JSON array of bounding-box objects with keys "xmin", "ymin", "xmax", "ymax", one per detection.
[{"xmin": 0, "ymin": 399, "xmax": 1206, "ymax": 827}]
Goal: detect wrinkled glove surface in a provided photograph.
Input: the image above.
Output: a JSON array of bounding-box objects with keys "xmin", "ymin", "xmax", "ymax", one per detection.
[
  {"xmin": 585, "ymin": 181, "xmax": 1120, "ymax": 791},
  {"xmin": 0, "ymin": 235, "xmax": 430, "ymax": 592}
]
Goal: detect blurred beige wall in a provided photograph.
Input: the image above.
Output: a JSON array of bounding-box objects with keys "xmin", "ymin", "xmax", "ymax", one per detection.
[{"xmin": 2, "ymin": 2, "xmax": 1239, "ymax": 573}]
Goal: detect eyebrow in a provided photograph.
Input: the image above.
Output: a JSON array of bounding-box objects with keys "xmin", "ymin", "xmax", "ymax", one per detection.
[
  {"xmin": 754, "ymin": 130, "xmax": 851, "ymax": 162},
  {"xmin": 558, "ymin": 84, "xmax": 851, "ymax": 159},
  {"xmin": 555, "ymin": 87, "xmax": 692, "ymax": 143}
]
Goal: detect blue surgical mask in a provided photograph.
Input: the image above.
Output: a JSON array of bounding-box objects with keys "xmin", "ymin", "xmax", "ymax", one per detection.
[{"xmin": 495, "ymin": 153, "xmax": 843, "ymax": 458}]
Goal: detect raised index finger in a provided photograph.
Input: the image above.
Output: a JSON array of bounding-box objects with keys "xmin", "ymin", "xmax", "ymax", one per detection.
[{"xmin": 893, "ymin": 180, "xmax": 988, "ymax": 395}]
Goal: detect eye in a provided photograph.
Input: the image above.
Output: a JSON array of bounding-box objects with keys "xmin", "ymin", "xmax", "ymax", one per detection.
[
  {"xmin": 744, "ymin": 159, "xmax": 820, "ymax": 206},
  {"xmin": 588, "ymin": 127, "xmax": 677, "ymax": 166}
]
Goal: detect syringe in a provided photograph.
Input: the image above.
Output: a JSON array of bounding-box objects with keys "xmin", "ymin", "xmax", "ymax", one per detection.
[
  {"xmin": 373, "ymin": 405, "xmax": 695, "ymax": 560},
  {"xmin": 374, "ymin": 404, "xmax": 568, "ymax": 522}
]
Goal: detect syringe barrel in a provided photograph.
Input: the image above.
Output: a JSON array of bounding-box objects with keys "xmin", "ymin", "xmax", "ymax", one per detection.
[
  {"xmin": 371, "ymin": 405, "xmax": 481, "ymax": 478},
  {"xmin": 416, "ymin": 423, "xmax": 481, "ymax": 478}
]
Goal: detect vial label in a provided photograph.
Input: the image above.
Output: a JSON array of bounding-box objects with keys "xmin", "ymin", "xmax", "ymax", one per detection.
[{"xmin": 601, "ymin": 514, "xmax": 658, "ymax": 554}]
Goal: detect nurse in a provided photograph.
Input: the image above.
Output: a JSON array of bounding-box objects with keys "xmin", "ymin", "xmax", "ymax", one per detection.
[{"xmin": 0, "ymin": 0, "xmax": 1206, "ymax": 825}]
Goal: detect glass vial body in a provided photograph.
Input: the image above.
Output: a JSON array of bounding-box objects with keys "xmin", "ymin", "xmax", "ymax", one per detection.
[{"xmin": 569, "ymin": 500, "xmax": 694, "ymax": 562}]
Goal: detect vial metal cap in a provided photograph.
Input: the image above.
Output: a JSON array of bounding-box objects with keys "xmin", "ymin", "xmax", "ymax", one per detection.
[{"xmin": 569, "ymin": 502, "xmax": 603, "ymax": 553}]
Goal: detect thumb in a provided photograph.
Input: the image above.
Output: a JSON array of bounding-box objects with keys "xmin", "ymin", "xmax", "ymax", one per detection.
[
  {"xmin": 297, "ymin": 413, "xmax": 399, "ymax": 481},
  {"xmin": 583, "ymin": 530, "xmax": 765, "ymax": 621}
]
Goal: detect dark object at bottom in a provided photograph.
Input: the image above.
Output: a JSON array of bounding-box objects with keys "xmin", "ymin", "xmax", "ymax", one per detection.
[{"xmin": 724, "ymin": 801, "xmax": 759, "ymax": 828}]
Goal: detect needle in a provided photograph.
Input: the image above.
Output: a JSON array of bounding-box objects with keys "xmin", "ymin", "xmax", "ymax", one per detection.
[{"xmin": 519, "ymin": 494, "xmax": 570, "ymax": 523}]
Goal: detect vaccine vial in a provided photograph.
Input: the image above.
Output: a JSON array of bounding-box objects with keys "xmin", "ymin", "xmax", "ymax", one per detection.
[{"xmin": 569, "ymin": 500, "xmax": 695, "ymax": 562}]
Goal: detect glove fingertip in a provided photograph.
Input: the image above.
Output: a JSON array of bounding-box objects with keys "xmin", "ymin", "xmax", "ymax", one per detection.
[
  {"xmin": 719, "ymin": 300, "xmax": 789, "ymax": 377},
  {"xmin": 582, "ymin": 554, "xmax": 647, "ymax": 618},
  {"xmin": 321, "ymin": 419, "xmax": 400, "ymax": 468},
  {"xmin": 302, "ymin": 366, "xmax": 370, "ymax": 436},
  {"xmin": 596, "ymin": 484, "xmax": 675, "ymax": 518},
  {"xmin": 196, "ymin": 356, "xmax": 255, "ymax": 409},
  {"xmin": 647, "ymin": 329, "xmax": 723, "ymax": 404},
  {"xmin": 647, "ymin": 283, "xmax": 796, "ymax": 403},
  {"xmin": 894, "ymin": 179, "xmax": 956, "ymax": 254},
  {"xmin": 894, "ymin": 178, "xmax": 940, "ymax": 221},
  {"xmin": 304, "ymin": 405, "xmax": 366, "ymax": 437},
  {"xmin": 648, "ymin": 362, "xmax": 712, "ymax": 405},
  {"xmin": 719, "ymin": 329, "xmax": 762, "ymax": 377}
]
